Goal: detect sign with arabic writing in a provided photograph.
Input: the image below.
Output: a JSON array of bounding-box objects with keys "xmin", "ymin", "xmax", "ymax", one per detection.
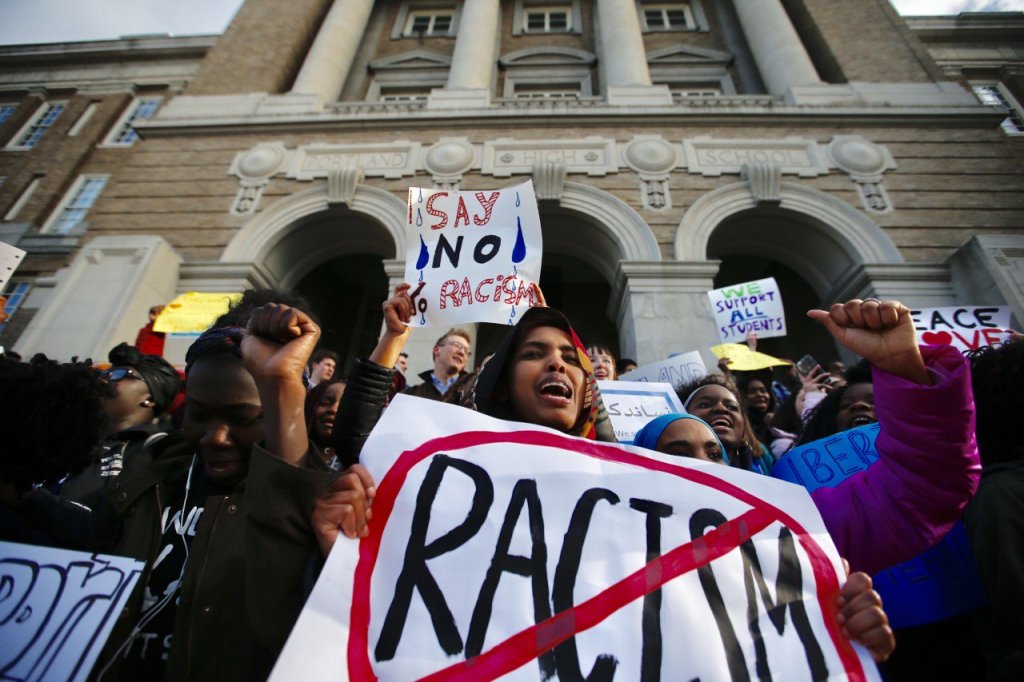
[{"xmin": 597, "ymin": 381, "xmax": 686, "ymax": 445}]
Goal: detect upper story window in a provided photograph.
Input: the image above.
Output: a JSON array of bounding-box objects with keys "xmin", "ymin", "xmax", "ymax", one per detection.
[
  {"xmin": 524, "ymin": 6, "xmax": 571, "ymax": 33},
  {"xmin": 0, "ymin": 105, "xmax": 17, "ymax": 126},
  {"xmin": 640, "ymin": 3, "xmax": 695, "ymax": 31},
  {"xmin": 44, "ymin": 174, "xmax": 108, "ymax": 235},
  {"xmin": 6, "ymin": 102, "xmax": 65, "ymax": 150},
  {"xmin": 972, "ymin": 83, "xmax": 1024, "ymax": 135},
  {"xmin": 105, "ymin": 97, "xmax": 162, "ymax": 146},
  {"xmin": 405, "ymin": 10, "xmax": 456, "ymax": 36},
  {"xmin": 0, "ymin": 282, "xmax": 30, "ymax": 335}
]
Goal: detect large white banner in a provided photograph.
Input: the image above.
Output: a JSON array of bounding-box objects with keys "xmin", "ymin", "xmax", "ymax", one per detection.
[
  {"xmin": 707, "ymin": 277, "xmax": 786, "ymax": 344},
  {"xmin": 0, "ymin": 542, "xmax": 145, "ymax": 682},
  {"xmin": 404, "ymin": 180, "xmax": 543, "ymax": 328},
  {"xmin": 273, "ymin": 396, "xmax": 879, "ymax": 681}
]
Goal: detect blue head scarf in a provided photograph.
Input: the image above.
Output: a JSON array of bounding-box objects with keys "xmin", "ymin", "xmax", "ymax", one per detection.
[{"xmin": 633, "ymin": 413, "xmax": 730, "ymax": 465}]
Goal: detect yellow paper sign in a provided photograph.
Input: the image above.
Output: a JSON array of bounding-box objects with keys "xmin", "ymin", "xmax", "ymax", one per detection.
[
  {"xmin": 153, "ymin": 292, "xmax": 242, "ymax": 334},
  {"xmin": 710, "ymin": 343, "xmax": 792, "ymax": 372}
]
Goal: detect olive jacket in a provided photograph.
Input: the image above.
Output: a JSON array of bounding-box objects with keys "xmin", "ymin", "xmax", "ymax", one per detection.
[{"xmin": 91, "ymin": 433, "xmax": 333, "ymax": 682}]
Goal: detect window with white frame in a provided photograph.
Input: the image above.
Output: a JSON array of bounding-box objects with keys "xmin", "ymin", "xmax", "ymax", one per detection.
[
  {"xmin": 105, "ymin": 97, "xmax": 161, "ymax": 146},
  {"xmin": 0, "ymin": 281, "xmax": 30, "ymax": 335},
  {"xmin": 524, "ymin": 6, "xmax": 571, "ymax": 33},
  {"xmin": 640, "ymin": 3, "xmax": 695, "ymax": 31},
  {"xmin": 44, "ymin": 175, "xmax": 108, "ymax": 235},
  {"xmin": 403, "ymin": 9, "xmax": 456, "ymax": 36},
  {"xmin": 0, "ymin": 105, "xmax": 16, "ymax": 126},
  {"xmin": 972, "ymin": 83, "xmax": 1024, "ymax": 135},
  {"xmin": 6, "ymin": 102, "xmax": 65, "ymax": 150},
  {"xmin": 378, "ymin": 85, "xmax": 434, "ymax": 102},
  {"xmin": 512, "ymin": 82, "xmax": 583, "ymax": 99}
]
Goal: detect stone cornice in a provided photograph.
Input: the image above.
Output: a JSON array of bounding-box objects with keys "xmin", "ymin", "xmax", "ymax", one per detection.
[{"xmin": 0, "ymin": 35, "xmax": 214, "ymax": 64}]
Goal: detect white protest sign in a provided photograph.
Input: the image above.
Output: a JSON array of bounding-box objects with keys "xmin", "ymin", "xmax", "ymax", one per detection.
[
  {"xmin": 0, "ymin": 240, "xmax": 26, "ymax": 292},
  {"xmin": 0, "ymin": 542, "xmax": 145, "ymax": 681},
  {"xmin": 404, "ymin": 180, "xmax": 543, "ymax": 328},
  {"xmin": 910, "ymin": 305, "xmax": 1012, "ymax": 354},
  {"xmin": 273, "ymin": 396, "xmax": 879, "ymax": 682},
  {"xmin": 597, "ymin": 380, "xmax": 685, "ymax": 444},
  {"xmin": 618, "ymin": 351, "xmax": 707, "ymax": 391},
  {"xmin": 708, "ymin": 277, "xmax": 786, "ymax": 344}
]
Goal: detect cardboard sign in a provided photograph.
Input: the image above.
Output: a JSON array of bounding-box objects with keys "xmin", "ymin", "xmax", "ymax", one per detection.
[
  {"xmin": 910, "ymin": 306, "xmax": 1012, "ymax": 354},
  {"xmin": 0, "ymin": 542, "xmax": 145, "ymax": 682},
  {"xmin": 618, "ymin": 351, "xmax": 708, "ymax": 391},
  {"xmin": 772, "ymin": 425, "xmax": 987, "ymax": 628},
  {"xmin": 0, "ymin": 240, "xmax": 26, "ymax": 292},
  {"xmin": 152, "ymin": 291, "xmax": 242, "ymax": 333},
  {"xmin": 707, "ymin": 277, "xmax": 786, "ymax": 344},
  {"xmin": 711, "ymin": 343, "xmax": 792, "ymax": 372},
  {"xmin": 597, "ymin": 380, "xmax": 686, "ymax": 444},
  {"xmin": 404, "ymin": 181, "xmax": 543, "ymax": 328},
  {"xmin": 273, "ymin": 396, "xmax": 878, "ymax": 681}
]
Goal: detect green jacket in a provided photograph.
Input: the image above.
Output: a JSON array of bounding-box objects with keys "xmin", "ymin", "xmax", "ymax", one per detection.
[{"xmin": 91, "ymin": 433, "xmax": 334, "ymax": 681}]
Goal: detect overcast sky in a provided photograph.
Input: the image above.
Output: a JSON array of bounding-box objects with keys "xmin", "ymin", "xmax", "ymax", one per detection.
[{"xmin": 0, "ymin": 0, "xmax": 1022, "ymax": 46}]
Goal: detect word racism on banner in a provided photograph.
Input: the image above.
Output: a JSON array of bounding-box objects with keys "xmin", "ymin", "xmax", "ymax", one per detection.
[
  {"xmin": 618, "ymin": 351, "xmax": 708, "ymax": 391},
  {"xmin": 273, "ymin": 396, "xmax": 877, "ymax": 681},
  {"xmin": 707, "ymin": 277, "xmax": 786, "ymax": 344},
  {"xmin": 910, "ymin": 306, "xmax": 1011, "ymax": 354},
  {"xmin": 404, "ymin": 180, "xmax": 543, "ymax": 328},
  {"xmin": 597, "ymin": 380, "xmax": 686, "ymax": 445},
  {"xmin": 772, "ymin": 425, "xmax": 987, "ymax": 629},
  {"xmin": 0, "ymin": 542, "xmax": 145, "ymax": 682}
]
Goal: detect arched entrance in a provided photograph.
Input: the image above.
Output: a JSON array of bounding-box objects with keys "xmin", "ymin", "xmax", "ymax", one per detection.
[{"xmin": 677, "ymin": 180, "xmax": 905, "ymax": 362}]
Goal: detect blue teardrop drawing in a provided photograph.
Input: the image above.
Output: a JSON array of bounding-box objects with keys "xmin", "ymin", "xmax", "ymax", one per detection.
[
  {"xmin": 508, "ymin": 306, "xmax": 517, "ymax": 325},
  {"xmin": 420, "ymin": 311, "xmax": 426, "ymax": 325},
  {"xmin": 415, "ymin": 235, "xmax": 429, "ymax": 270},
  {"xmin": 514, "ymin": 192, "xmax": 521, "ymax": 207},
  {"xmin": 416, "ymin": 208, "xmax": 423, "ymax": 227},
  {"xmin": 417, "ymin": 188, "xmax": 424, "ymax": 203},
  {"xmin": 511, "ymin": 217, "xmax": 527, "ymax": 263}
]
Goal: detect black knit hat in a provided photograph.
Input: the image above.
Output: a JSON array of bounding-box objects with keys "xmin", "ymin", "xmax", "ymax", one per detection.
[{"xmin": 108, "ymin": 342, "xmax": 183, "ymax": 415}]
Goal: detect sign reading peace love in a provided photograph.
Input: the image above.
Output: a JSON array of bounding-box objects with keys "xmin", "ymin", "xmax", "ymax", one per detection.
[{"xmin": 910, "ymin": 306, "xmax": 1011, "ymax": 354}]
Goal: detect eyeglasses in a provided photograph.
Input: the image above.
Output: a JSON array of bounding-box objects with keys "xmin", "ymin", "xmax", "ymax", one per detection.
[
  {"xmin": 102, "ymin": 367, "xmax": 144, "ymax": 383},
  {"xmin": 442, "ymin": 340, "xmax": 471, "ymax": 355}
]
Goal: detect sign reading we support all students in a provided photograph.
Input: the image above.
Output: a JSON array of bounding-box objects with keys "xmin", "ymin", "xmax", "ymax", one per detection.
[
  {"xmin": 707, "ymin": 277, "xmax": 787, "ymax": 344},
  {"xmin": 910, "ymin": 305, "xmax": 1012, "ymax": 354},
  {"xmin": 0, "ymin": 542, "xmax": 145, "ymax": 682},
  {"xmin": 404, "ymin": 180, "xmax": 543, "ymax": 328},
  {"xmin": 273, "ymin": 396, "xmax": 880, "ymax": 681}
]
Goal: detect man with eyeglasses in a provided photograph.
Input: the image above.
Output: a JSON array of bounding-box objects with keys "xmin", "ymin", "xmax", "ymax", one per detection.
[
  {"xmin": 61, "ymin": 342, "xmax": 182, "ymax": 509},
  {"xmin": 405, "ymin": 328, "xmax": 472, "ymax": 401}
]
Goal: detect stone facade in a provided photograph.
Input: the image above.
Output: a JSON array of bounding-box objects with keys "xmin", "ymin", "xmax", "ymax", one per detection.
[{"xmin": 1, "ymin": 2, "xmax": 1022, "ymax": 374}]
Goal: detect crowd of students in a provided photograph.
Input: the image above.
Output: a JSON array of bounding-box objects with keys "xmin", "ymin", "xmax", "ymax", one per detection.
[{"xmin": 0, "ymin": 285, "xmax": 1021, "ymax": 681}]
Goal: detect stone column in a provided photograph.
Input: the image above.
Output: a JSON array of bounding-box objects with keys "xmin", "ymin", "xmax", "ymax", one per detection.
[
  {"xmin": 428, "ymin": 0, "xmax": 500, "ymax": 109},
  {"xmin": 14, "ymin": 236, "xmax": 181, "ymax": 362},
  {"xmin": 612, "ymin": 261, "xmax": 722, "ymax": 368},
  {"xmin": 290, "ymin": 0, "xmax": 375, "ymax": 103},
  {"xmin": 731, "ymin": 0, "xmax": 821, "ymax": 96},
  {"xmin": 596, "ymin": 0, "xmax": 672, "ymax": 105}
]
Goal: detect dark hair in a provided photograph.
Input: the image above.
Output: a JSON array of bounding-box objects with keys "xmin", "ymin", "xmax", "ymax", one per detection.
[
  {"xmin": 796, "ymin": 360, "xmax": 872, "ymax": 445},
  {"xmin": 734, "ymin": 371, "xmax": 775, "ymax": 445},
  {"xmin": 0, "ymin": 354, "xmax": 113, "ymax": 493},
  {"xmin": 677, "ymin": 373, "xmax": 762, "ymax": 470},
  {"xmin": 617, "ymin": 357, "xmax": 636, "ymax": 369},
  {"xmin": 212, "ymin": 288, "xmax": 316, "ymax": 329},
  {"xmin": 304, "ymin": 378, "xmax": 345, "ymax": 447},
  {"xmin": 108, "ymin": 342, "xmax": 182, "ymax": 414},
  {"xmin": 968, "ymin": 339, "xmax": 1024, "ymax": 466},
  {"xmin": 769, "ymin": 391, "xmax": 803, "ymax": 437},
  {"xmin": 311, "ymin": 349, "xmax": 339, "ymax": 365},
  {"xmin": 184, "ymin": 326, "xmax": 245, "ymax": 376}
]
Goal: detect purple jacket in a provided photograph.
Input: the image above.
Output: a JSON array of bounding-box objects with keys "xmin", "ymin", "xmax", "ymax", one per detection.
[{"xmin": 812, "ymin": 345, "xmax": 980, "ymax": 575}]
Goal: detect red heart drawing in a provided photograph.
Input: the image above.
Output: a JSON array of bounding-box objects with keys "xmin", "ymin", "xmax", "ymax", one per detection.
[{"xmin": 921, "ymin": 331, "xmax": 953, "ymax": 346}]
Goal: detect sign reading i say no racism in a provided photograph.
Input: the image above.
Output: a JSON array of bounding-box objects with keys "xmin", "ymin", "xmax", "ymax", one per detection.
[
  {"xmin": 273, "ymin": 396, "xmax": 879, "ymax": 682},
  {"xmin": 404, "ymin": 181, "xmax": 543, "ymax": 328}
]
